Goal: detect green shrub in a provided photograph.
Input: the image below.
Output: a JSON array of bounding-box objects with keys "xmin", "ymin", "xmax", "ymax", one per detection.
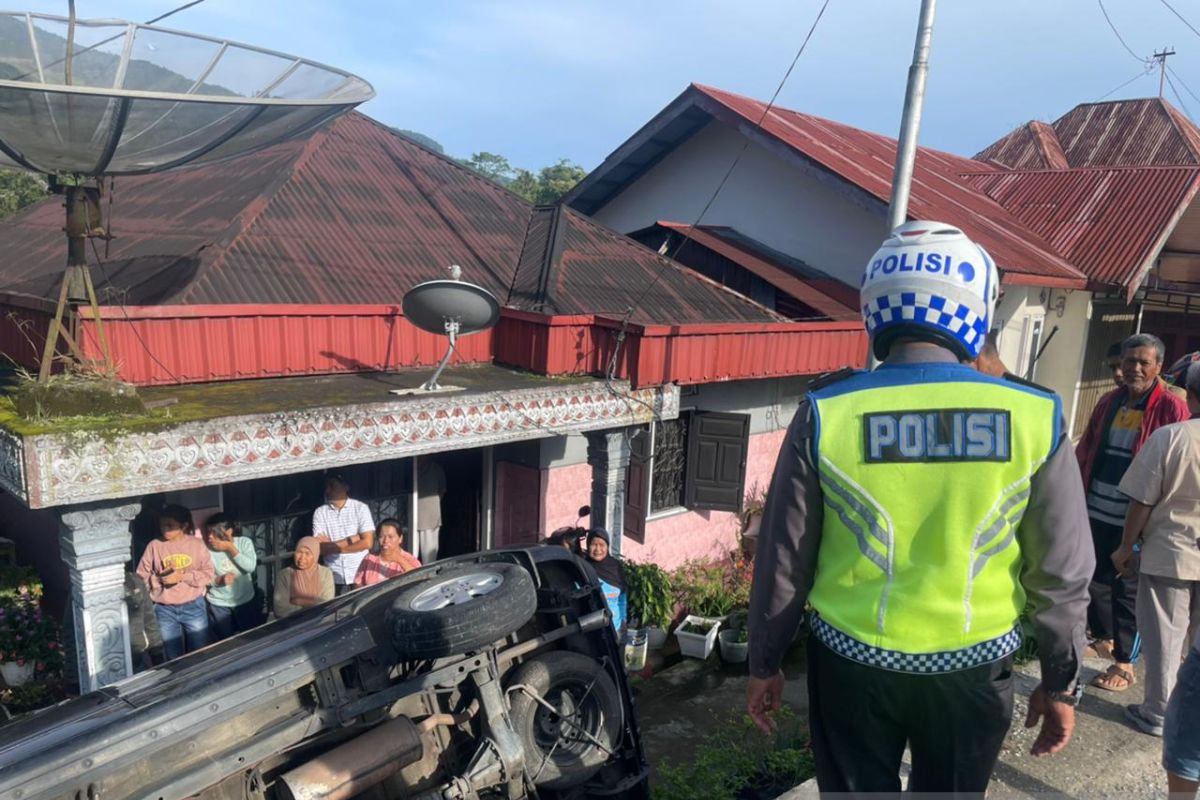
[
  {"xmin": 625, "ymin": 561, "xmax": 675, "ymax": 630},
  {"xmin": 652, "ymin": 707, "xmax": 813, "ymax": 800}
]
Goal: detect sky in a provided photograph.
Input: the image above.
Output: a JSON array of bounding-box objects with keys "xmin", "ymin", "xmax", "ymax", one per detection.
[{"xmin": 16, "ymin": 0, "xmax": 1200, "ymax": 171}]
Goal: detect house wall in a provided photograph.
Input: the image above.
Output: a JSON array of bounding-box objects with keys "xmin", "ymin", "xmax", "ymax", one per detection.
[
  {"xmin": 993, "ymin": 286, "xmax": 1092, "ymax": 429},
  {"xmin": 534, "ymin": 377, "xmax": 807, "ymax": 571},
  {"xmin": 589, "ymin": 122, "xmax": 886, "ymax": 287}
]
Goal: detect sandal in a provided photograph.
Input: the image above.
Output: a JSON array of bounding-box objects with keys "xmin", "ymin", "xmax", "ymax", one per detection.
[
  {"xmin": 1085, "ymin": 640, "xmax": 1114, "ymax": 659},
  {"xmin": 1091, "ymin": 664, "xmax": 1135, "ymax": 692}
]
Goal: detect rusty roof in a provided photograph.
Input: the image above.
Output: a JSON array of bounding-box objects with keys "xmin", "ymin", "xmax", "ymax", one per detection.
[
  {"xmin": 977, "ymin": 98, "xmax": 1200, "ymax": 169},
  {"xmin": 653, "ymin": 221, "xmax": 859, "ymax": 320},
  {"xmin": 568, "ymin": 84, "xmax": 1087, "ymax": 289},
  {"xmin": 508, "ymin": 206, "xmax": 781, "ymax": 323},
  {"xmin": 962, "ymin": 166, "xmax": 1200, "ymax": 299},
  {"xmin": 0, "ymin": 113, "xmax": 776, "ymax": 326}
]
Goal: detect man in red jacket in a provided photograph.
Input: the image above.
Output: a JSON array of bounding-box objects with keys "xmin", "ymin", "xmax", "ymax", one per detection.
[{"xmin": 1076, "ymin": 333, "xmax": 1190, "ymax": 691}]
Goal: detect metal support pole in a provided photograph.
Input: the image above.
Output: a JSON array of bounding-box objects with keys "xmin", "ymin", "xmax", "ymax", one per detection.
[{"xmin": 886, "ymin": 0, "xmax": 937, "ymax": 233}]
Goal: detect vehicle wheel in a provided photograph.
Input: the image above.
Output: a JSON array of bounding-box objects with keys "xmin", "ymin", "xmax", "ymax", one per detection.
[
  {"xmin": 506, "ymin": 651, "xmax": 621, "ymax": 790},
  {"xmin": 389, "ymin": 562, "xmax": 536, "ymax": 660}
]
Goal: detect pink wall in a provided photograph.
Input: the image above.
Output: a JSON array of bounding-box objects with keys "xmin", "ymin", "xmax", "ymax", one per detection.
[{"xmin": 535, "ymin": 429, "xmax": 786, "ymax": 571}]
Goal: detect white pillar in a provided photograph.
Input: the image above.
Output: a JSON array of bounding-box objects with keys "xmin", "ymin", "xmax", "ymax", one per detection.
[
  {"xmin": 59, "ymin": 501, "xmax": 141, "ymax": 691},
  {"xmin": 585, "ymin": 428, "xmax": 632, "ymax": 555}
]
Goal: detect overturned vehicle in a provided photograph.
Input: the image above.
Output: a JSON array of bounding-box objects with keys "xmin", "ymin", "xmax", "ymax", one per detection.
[{"xmin": 0, "ymin": 547, "xmax": 649, "ymax": 800}]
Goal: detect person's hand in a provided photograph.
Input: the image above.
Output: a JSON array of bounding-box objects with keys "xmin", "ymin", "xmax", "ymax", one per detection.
[
  {"xmin": 1025, "ymin": 685, "xmax": 1076, "ymax": 756},
  {"xmin": 1111, "ymin": 544, "xmax": 1137, "ymax": 576},
  {"xmin": 211, "ymin": 536, "xmax": 235, "ymax": 553},
  {"xmin": 219, "ymin": 572, "xmax": 236, "ymax": 587},
  {"xmin": 160, "ymin": 570, "xmax": 182, "ymax": 586},
  {"xmin": 314, "ymin": 533, "xmax": 330, "ymax": 542},
  {"xmin": 747, "ymin": 672, "xmax": 785, "ymax": 735}
]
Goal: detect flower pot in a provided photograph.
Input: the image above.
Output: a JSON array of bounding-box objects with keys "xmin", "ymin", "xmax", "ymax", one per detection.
[
  {"xmin": 718, "ymin": 629, "xmax": 748, "ymax": 663},
  {"xmin": 674, "ymin": 615, "xmax": 721, "ymax": 659},
  {"xmin": 646, "ymin": 626, "xmax": 668, "ymax": 650},
  {"xmin": 0, "ymin": 660, "xmax": 33, "ymax": 687}
]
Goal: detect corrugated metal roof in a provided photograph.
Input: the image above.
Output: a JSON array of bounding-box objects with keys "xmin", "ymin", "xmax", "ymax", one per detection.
[
  {"xmin": 977, "ymin": 98, "xmax": 1200, "ymax": 169},
  {"xmin": 962, "ymin": 166, "xmax": 1200, "ymax": 298},
  {"xmin": 654, "ymin": 222, "xmax": 859, "ymax": 320},
  {"xmin": 689, "ymin": 84, "xmax": 1086, "ymax": 288},
  {"xmin": 0, "ymin": 112, "xmax": 778, "ymax": 326},
  {"xmin": 509, "ymin": 206, "xmax": 782, "ymax": 324}
]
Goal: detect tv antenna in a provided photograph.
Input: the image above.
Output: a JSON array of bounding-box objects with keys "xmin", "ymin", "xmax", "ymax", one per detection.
[
  {"xmin": 0, "ymin": 10, "xmax": 374, "ymax": 382},
  {"xmin": 399, "ymin": 265, "xmax": 500, "ymax": 394}
]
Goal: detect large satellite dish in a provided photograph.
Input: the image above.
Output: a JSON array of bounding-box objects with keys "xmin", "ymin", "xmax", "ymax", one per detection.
[
  {"xmin": 0, "ymin": 11, "xmax": 373, "ymax": 383},
  {"xmin": 401, "ymin": 267, "xmax": 501, "ymax": 392},
  {"xmin": 0, "ymin": 11, "xmax": 374, "ymax": 175}
]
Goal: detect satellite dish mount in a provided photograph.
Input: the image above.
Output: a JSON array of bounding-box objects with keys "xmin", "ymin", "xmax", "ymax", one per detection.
[{"xmin": 400, "ymin": 267, "xmax": 500, "ymax": 394}]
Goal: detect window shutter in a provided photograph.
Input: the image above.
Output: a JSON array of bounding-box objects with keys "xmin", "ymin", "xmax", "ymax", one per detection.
[
  {"xmin": 685, "ymin": 411, "xmax": 750, "ymax": 512},
  {"xmin": 624, "ymin": 428, "xmax": 651, "ymax": 543}
]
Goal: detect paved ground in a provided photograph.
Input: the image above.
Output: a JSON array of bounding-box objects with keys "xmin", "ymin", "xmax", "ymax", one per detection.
[{"xmin": 634, "ymin": 641, "xmax": 1170, "ymax": 798}]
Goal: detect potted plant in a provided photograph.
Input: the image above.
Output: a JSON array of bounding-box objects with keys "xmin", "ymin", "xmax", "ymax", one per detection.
[
  {"xmin": 738, "ymin": 483, "xmax": 769, "ymax": 557},
  {"xmin": 0, "ymin": 586, "xmax": 63, "ymax": 688},
  {"xmin": 674, "ymin": 614, "xmax": 722, "ymax": 659},
  {"xmin": 624, "ymin": 561, "xmax": 675, "ymax": 649},
  {"xmin": 719, "ymin": 610, "xmax": 749, "ymax": 663}
]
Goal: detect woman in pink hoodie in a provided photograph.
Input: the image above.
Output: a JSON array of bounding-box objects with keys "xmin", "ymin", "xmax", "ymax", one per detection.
[{"xmin": 135, "ymin": 504, "xmax": 215, "ymax": 660}]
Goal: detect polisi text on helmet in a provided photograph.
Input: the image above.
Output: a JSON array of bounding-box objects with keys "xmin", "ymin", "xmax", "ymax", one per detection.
[{"xmin": 868, "ymin": 251, "xmax": 971, "ymax": 281}]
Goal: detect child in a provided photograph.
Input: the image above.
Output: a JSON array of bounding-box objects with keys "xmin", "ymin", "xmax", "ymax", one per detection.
[{"xmin": 135, "ymin": 504, "xmax": 215, "ymax": 660}]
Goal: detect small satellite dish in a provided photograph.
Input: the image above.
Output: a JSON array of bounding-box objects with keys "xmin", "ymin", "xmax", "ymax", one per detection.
[{"xmin": 400, "ymin": 267, "xmax": 501, "ymax": 392}]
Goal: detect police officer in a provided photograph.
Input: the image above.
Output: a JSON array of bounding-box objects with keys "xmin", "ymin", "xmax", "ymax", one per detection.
[{"xmin": 746, "ymin": 221, "xmax": 1094, "ymax": 794}]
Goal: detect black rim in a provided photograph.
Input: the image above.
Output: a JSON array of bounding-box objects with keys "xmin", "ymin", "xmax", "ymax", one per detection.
[{"xmin": 531, "ymin": 678, "xmax": 606, "ymax": 758}]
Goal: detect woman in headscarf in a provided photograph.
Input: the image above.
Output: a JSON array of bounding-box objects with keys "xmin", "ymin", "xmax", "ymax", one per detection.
[
  {"xmin": 586, "ymin": 528, "xmax": 626, "ymax": 632},
  {"xmin": 273, "ymin": 537, "xmax": 335, "ymax": 618},
  {"xmin": 354, "ymin": 518, "xmax": 422, "ymax": 587}
]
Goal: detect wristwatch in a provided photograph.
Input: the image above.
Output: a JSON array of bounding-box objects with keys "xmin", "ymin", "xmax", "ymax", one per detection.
[{"xmin": 1046, "ymin": 683, "xmax": 1083, "ymax": 707}]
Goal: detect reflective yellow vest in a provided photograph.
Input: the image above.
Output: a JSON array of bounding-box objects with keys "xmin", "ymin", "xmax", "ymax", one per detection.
[{"xmin": 808, "ymin": 363, "xmax": 1060, "ymax": 672}]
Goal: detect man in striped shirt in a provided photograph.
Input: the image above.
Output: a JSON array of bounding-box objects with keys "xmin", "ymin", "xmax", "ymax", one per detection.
[
  {"xmin": 312, "ymin": 473, "xmax": 375, "ymax": 595},
  {"xmin": 1076, "ymin": 334, "xmax": 1190, "ymax": 691}
]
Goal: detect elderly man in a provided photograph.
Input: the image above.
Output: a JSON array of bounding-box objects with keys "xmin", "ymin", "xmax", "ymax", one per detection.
[
  {"xmin": 1112, "ymin": 361, "xmax": 1200, "ymax": 736},
  {"xmin": 1077, "ymin": 333, "xmax": 1191, "ymax": 691}
]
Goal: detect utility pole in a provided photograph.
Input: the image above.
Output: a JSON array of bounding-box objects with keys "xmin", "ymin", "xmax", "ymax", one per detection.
[
  {"xmin": 887, "ymin": 0, "xmax": 937, "ymax": 233},
  {"xmin": 1154, "ymin": 47, "xmax": 1176, "ymax": 98}
]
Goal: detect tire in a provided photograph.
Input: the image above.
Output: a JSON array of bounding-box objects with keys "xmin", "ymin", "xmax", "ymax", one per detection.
[
  {"xmin": 389, "ymin": 562, "xmax": 536, "ymax": 660},
  {"xmin": 506, "ymin": 651, "xmax": 622, "ymax": 790}
]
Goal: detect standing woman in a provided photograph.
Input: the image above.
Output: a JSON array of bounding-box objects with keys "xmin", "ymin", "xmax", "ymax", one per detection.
[
  {"xmin": 203, "ymin": 514, "xmax": 261, "ymax": 639},
  {"xmin": 355, "ymin": 519, "xmax": 422, "ymax": 587},
  {"xmin": 274, "ymin": 537, "xmax": 335, "ymax": 618},
  {"xmin": 585, "ymin": 528, "xmax": 626, "ymax": 632},
  {"xmin": 135, "ymin": 504, "xmax": 215, "ymax": 661}
]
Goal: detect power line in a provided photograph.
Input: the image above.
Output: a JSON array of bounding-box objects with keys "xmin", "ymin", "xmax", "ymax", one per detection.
[
  {"xmin": 1168, "ymin": 65, "xmax": 1200, "ymax": 108},
  {"xmin": 609, "ymin": 0, "xmax": 832, "ymax": 343},
  {"xmin": 1097, "ymin": 0, "xmax": 1152, "ymax": 64},
  {"xmin": 1097, "ymin": 65, "xmax": 1155, "ymax": 100},
  {"xmin": 1158, "ymin": 0, "xmax": 1200, "ymax": 40},
  {"xmin": 1165, "ymin": 70, "xmax": 1196, "ymax": 121}
]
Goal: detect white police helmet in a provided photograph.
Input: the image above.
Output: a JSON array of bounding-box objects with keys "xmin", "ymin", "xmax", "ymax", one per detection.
[{"xmin": 861, "ymin": 221, "xmax": 999, "ymax": 361}]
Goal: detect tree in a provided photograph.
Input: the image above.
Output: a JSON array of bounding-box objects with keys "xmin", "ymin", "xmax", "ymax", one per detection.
[
  {"xmin": 461, "ymin": 152, "xmax": 587, "ymax": 205},
  {"xmin": 463, "ymin": 152, "xmax": 516, "ymax": 184},
  {"xmin": 0, "ymin": 169, "xmax": 48, "ymax": 218},
  {"xmin": 525, "ymin": 159, "xmax": 587, "ymax": 205}
]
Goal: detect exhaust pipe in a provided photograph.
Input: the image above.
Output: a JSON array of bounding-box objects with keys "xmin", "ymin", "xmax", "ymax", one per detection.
[{"xmin": 278, "ymin": 715, "xmax": 423, "ymax": 800}]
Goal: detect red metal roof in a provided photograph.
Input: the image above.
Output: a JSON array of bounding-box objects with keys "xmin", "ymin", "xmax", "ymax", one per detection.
[
  {"xmin": 654, "ymin": 221, "xmax": 859, "ymax": 320},
  {"xmin": 962, "ymin": 166, "xmax": 1200, "ymax": 299},
  {"xmin": 0, "ymin": 112, "xmax": 777, "ymax": 327},
  {"xmin": 686, "ymin": 84, "xmax": 1087, "ymax": 289},
  {"xmin": 508, "ymin": 206, "xmax": 781, "ymax": 324},
  {"xmin": 977, "ymin": 98, "xmax": 1200, "ymax": 169}
]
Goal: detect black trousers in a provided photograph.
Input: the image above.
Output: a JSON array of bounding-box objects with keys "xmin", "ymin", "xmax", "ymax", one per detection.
[
  {"xmin": 1087, "ymin": 522, "xmax": 1141, "ymax": 664},
  {"xmin": 807, "ymin": 636, "xmax": 1014, "ymax": 797}
]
